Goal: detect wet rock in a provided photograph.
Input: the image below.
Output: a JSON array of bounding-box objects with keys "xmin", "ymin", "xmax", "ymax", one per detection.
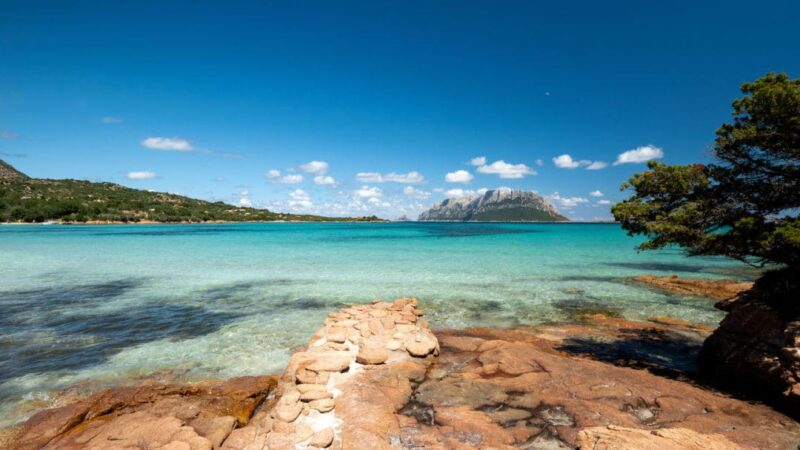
[
  {"xmin": 633, "ymin": 275, "xmax": 752, "ymax": 300},
  {"xmin": 415, "ymin": 379, "xmax": 508, "ymax": 409}
]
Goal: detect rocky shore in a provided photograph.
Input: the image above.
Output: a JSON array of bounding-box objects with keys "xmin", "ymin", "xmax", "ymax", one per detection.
[{"xmin": 7, "ymin": 298, "xmax": 800, "ymax": 449}]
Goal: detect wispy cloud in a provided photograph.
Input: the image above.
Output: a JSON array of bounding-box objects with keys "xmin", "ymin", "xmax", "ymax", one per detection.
[
  {"xmin": 266, "ymin": 169, "xmax": 303, "ymax": 184},
  {"xmin": 476, "ymin": 160, "xmax": 536, "ymax": 178},
  {"xmin": 549, "ymin": 192, "xmax": 588, "ymax": 208},
  {"xmin": 355, "ymin": 171, "xmax": 425, "ymax": 184},
  {"xmin": 99, "ymin": 116, "xmax": 123, "ymax": 124},
  {"xmin": 553, "ymin": 154, "xmax": 608, "ymax": 170},
  {"xmin": 126, "ymin": 171, "xmax": 157, "ymax": 180},
  {"xmin": 289, "ymin": 189, "xmax": 313, "ymax": 209},
  {"xmin": 140, "ymin": 136, "xmax": 243, "ymax": 158},
  {"xmin": 0, "ymin": 151, "xmax": 26, "ymax": 158},
  {"xmin": 354, "ymin": 185, "xmax": 382, "ymax": 198},
  {"xmin": 314, "ymin": 175, "xmax": 337, "ymax": 186},
  {"xmin": 141, "ymin": 137, "xmax": 193, "ymax": 151},
  {"xmin": 300, "ymin": 160, "xmax": 329, "ymax": 174},
  {"xmin": 445, "ymin": 169, "xmax": 473, "ymax": 183},
  {"xmin": 444, "ymin": 188, "xmax": 488, "ymax": 198},
  {"xmin": 614, "ymin": 145, "xmax": 663, "ymax": 165},
  {"xmin": 586, "ymin": 161, "xmax": 608, "ymax": 170},
  {"xmin": 0, "ymin": 131, "xmax": 18, "ymax": 139},
  {"xmin": 403, "ymin": 186, "xmax": 431, "ymax": 199},
  {"xmin": 590, "ymin": 190, "xmax": 604, "ymax": 197},
  {"xmin": 597, "ymin": 199, "xmax": 612, "ymax": 205},
  {"xmin": 238, "ymin": 190, "xmax": 252, "ymax": 207},
  {"xmin": 470, "ymin": 156, "xmax": 486, "ymax": 166}
]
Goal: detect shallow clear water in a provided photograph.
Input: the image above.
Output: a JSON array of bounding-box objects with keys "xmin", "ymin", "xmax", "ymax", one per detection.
[{"xmin": 0, "ymin": 222, "xmax": 753, "ymax": 426}]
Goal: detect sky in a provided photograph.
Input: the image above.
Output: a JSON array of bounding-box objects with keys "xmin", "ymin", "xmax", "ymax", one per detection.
[{"xmin": 1, "ymin": 1, "xmax": 799, "ymax": 220}]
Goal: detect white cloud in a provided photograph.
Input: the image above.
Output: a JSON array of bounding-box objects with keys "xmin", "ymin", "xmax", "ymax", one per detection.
[
  {"xmin": 266, "ymin": 170, "xmax": 304, "ymax": 184},
  {"xmin": 553, "ymin": 154, "xmax": 587, "ymax": 169},
  {"xmin": 238, "ymin": 190, "xmax": 252, "ymax": 207},
  {"xmin": 443, "ymin": 187, "xmax": 488, "ymax": 198},
  {"xmin": 614, "ymin": 145, "xmax": 664, "ymax": 165},
  {"xmin": 597, "ymin": 199, "xmax": 612, "ymax": 205},
  {"xmin": 586, "ymin": 161, "xmax": 608, "ymax": 170},
  {"xmin": 590, "ymin": 190, "xmax": 604, "ymax": 197},
  {"xmin": 314, "ymin": 175, "xmax": 337, "ymax": 186},
  {"xmin": 141, "ymin": 137, "xmax": 193, "ymax": 151},
  {"xmin": 126, "ymin": 171, "xmax": 157, "ymax": 180},
  {"xmin": 549, "ymin": 192, "xmax": 589, "ymax": 208},
  {"xmin": 355, "ymin": 171, "xmax": 425, "ymax": 184},
  {"xmin": 100, "ymin": 116, "xmax": 123, "ymax": 124},
  {"xmin": 476, "ymin": 160, "xmax": 536, "ymax": 179},
  {"xmin": 288, "ymin": 189, "xmax": 313, "ymax": 209},
  {"xmin": 0, "ymin": 131, "xmax": 18, "ymax": 139},
  {"xmin": 553, "ymin": 154, "xmax": 608, "ymax": 170},
  {"xmin": 300, "ymin": 160, "xmax": 329, "ymax": 174},
  {"xmin": 535, "ymin": 159, "xmax": 543, "ymax": 167},
  {"xmin": 354, "ymin": 185, "xmax": 382, "ymax": 198},
  {"xmin": 403, "ymin": 186, "xmax": 431, "ymax": 199},
  {"xmin": 470, "ymin": 156, "xmax": 486, "ymax": 166},
  {"xmin": 445, "ymin": 169, "xmax": 473, "ymax": 183}
]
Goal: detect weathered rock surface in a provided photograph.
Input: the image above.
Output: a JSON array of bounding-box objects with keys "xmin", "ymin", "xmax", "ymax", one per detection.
[
  {"xmin": 418, "ymin": 188, "xmax": 568, "ymax": 222},
  {"xmin": 700, "ymin": 269, "xmax": 800, "ymax": 419},
  {"xmin": 397, "ymin": 326, "xmax": 800, "ymax": 449},
  {"xmin": 8, "ymin": 297, "xmax": 800, "ymax": 449},
  {"xmin": 232, "ymin": 297, "xmax": 439, "ymax": 449},
  {"xmin": 8, "ymin": 376, "xmax": 276, "ymax": 450},
  {"xmin": 633, "ymin": 274, "xmax": 753, "ymax": 300}
]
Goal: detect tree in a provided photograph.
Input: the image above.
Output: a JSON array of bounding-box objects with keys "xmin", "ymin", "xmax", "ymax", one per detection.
[{"xmin": 613, "ymin": 73, "xmax": 800, "ymax": 282}]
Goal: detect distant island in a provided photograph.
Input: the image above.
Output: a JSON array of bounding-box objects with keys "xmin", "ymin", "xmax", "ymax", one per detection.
[
  {"xmin": 418, "ymin": 188, "xmax": 568, "ymax": 222},
  {"xmin": 0, "ymin": 160, "xmax": 380, "ymax": 224}
]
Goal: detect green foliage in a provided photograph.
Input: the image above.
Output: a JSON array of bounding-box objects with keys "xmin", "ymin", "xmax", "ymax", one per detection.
[
  {"xmin": 0, "ymin": 174, "xmax": 381, "ymax": 224},
  {"xmin": 613, "ymin": 73, "xmax": 800, "ymax": 269}
]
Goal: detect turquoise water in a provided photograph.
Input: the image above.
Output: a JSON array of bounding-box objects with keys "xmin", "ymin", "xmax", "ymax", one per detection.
[{"xmin": 0, "ymin": 222, "xmax": 752, "ymax": 426}]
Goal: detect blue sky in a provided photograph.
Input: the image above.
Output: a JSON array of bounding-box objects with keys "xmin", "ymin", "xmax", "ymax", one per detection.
[{"xmin": 1, "ymin": 1, "xmax": 798, "ymax": 220}]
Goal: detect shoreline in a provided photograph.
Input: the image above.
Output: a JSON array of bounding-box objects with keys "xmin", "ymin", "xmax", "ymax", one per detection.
[
  {"xmin": 6, "ymin": 299, "xmax": 799, "ymax": 449},
  {"xmin": 0, "ymin": 220, "xmax": 621, "ymax": 226}
]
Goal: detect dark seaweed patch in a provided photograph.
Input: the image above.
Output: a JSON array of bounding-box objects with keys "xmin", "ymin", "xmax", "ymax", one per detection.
[
  {"xmin": 0, "ymin": 302, "xmax": 241, "ymax": 387},
  {"xmin": 551, "ymin": 298, "xmax": 623, "ymax": 323},
  {"xmin": 604, "ymin": 261, "xmax": 706, "ymax": 273}
]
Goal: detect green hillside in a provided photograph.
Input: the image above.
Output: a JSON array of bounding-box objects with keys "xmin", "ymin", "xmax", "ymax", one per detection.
[
  {"xmin": 0, "ymin": 160, "xmax": 380, "ymax": 223},
  {"xmin": 469, "ymin": 207, "xmax": 568, "ymax": 222}
]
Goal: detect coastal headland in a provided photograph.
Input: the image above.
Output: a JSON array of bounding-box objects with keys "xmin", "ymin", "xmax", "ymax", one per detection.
[{"xmin": 5, "ymin": 294, "xmax": 800, "ymax": 449}]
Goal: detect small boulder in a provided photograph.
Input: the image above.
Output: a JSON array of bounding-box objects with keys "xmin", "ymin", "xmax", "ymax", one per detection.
[
  {"xmin": 310, "ymin": 428, "xmax": 335, "ymax": 448},
  {"xmin": 357, "ymin": 345, "xmax": 389, "ymax": 365}
]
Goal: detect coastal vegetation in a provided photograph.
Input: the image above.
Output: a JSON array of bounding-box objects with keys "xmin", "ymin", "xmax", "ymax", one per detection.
[
  {"xmin": 613, "ymin": 73, "xmax": 800, "ymax": 414},
  {"xmin": 0, "ymin": 161, "xmax": 380, "ymax": 223}
]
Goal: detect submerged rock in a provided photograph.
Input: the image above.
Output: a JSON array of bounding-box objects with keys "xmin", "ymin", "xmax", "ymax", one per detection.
[{"xmin": 633, "ymin": 274, "xmax": 753, "ymax": 300}]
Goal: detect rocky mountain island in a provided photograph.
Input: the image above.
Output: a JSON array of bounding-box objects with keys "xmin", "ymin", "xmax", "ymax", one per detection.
[{"xmin": 418, "ymin": 189, "xmax": 568, "ymax": 222}]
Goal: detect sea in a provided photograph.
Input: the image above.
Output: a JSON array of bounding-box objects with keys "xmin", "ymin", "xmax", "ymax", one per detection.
[{"xmin": 0, "ymin": 222, "xmax": 755, "ymax": 426}]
